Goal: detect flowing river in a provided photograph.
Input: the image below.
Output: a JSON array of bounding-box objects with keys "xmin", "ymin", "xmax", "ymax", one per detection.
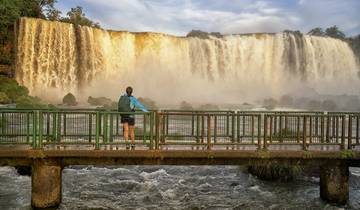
[{"xmin": 1, "ymin": 166, "xmax": 359, "ymax": 209}]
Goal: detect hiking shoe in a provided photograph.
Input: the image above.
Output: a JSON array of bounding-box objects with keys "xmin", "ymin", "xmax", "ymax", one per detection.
[
  {"xmin": 125, "ymin": 144, "xmax": 130, "ymax": 150},
  {"xmin": 131, "ymin": 144, "xmax": 135, "ymax": 150}
]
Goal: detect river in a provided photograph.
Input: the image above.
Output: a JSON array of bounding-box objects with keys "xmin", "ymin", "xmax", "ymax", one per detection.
[{"xmin": 0, "ymin": 165, "xmax": 359, "ymax": 209}]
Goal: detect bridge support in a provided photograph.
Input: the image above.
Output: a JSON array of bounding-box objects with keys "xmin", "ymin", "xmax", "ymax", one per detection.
[
  {"xmin": 320, "ymin": 164, "xmax": 348, "ymax": 205},
  {"xmin": 31, "ymin": 159, "xmax": 62, "ymax": 208}
]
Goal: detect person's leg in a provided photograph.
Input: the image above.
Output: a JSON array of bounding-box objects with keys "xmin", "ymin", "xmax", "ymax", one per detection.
[
  {"xmin": 129, "ymin": 125, "xmax": 135, "ymax": 143},
  {"xmin": 123, "ymin": 123, "xmax": 129, "ymax": 146},
  {"xmin": 129, "ymin": 117, "xmax": 135, "ymax": 149}
]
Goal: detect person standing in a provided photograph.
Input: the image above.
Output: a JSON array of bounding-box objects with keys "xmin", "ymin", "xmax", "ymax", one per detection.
[{"xmin": 118, "ymin": 86, "xmax": 148, "ymax": 150}]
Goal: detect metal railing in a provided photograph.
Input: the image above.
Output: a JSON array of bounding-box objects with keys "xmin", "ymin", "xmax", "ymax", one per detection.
[{"xmin": 0, "ymin": 109, "xmax": 359, "ymax": 150}]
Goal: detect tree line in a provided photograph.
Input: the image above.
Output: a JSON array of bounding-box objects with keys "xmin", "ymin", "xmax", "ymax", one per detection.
[{"xmin": 0, "ymin": 0, "xmax": 100, "ymax": 67}]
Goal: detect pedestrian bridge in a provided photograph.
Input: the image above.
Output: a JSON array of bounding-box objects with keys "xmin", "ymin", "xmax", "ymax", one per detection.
[{"xmin": 0, "ymin": 109, "xmax": 360, "ymax": 208}]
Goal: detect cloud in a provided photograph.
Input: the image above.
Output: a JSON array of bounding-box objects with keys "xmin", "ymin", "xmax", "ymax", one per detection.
[{"xmin": 56, "ymin": 0, "xmax": 360, "ymax": 36}]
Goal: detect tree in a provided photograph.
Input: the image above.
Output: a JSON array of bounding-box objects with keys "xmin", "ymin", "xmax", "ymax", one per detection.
[
  {"xmin": 61, "ymin": 6, "xmax": 100, "ymax": 28},
  {"xmin": 46, "ymin": 8, "xmax": 61, "ymax": 21},
  {"xmin": 62, "ymin": 93, "xmax": 77, "ymax": 106},
  {"xmin": 179, "ymin": 101, "xmax": 193, "ymax": 110},
  {"xmin": 307, "ymin": 27, "xmax": 325, "ymax": 36},
  {"xmin": 325, "ymin": 25, "xmax": 346, "ymax": 40}
]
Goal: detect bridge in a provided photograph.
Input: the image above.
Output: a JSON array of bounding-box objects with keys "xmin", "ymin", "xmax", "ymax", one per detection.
[{"xmin": 0, "ymin": 109, "xmax": 359, "ymax": 208}]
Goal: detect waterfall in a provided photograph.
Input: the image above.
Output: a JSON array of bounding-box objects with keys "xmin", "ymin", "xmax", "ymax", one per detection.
[{"xmin": 15, "ymin": 18, "xmax": 359, "ymax": 104}]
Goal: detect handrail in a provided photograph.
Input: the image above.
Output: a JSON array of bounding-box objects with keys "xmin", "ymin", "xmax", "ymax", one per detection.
[{"xmin": 0, "ymin": 109, "xmax": 359, "ymax": 151}]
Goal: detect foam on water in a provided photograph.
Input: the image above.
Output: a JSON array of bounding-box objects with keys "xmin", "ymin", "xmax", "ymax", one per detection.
[{"xmin": 0, "ymin": 166, "xmax": 359, "ymax": 209}]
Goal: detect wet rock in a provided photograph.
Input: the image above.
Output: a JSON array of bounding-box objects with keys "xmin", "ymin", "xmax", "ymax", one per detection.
[{"xmin": 15, "ymin": 166, "xmax": 31, "ymax": 176}]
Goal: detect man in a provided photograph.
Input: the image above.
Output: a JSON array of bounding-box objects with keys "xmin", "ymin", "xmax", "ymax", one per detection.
[{"xmin": 118, "ymin": 86, "xmax": 148, "ymax": 150}]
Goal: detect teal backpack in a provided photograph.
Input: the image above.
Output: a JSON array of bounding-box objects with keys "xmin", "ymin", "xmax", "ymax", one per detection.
[{"xmin": 118, "ymin": 95, "xmax": 131, "ymax": 112}]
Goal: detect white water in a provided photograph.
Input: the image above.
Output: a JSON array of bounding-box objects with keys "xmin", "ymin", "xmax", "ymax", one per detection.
[{"xmin": 15, "ymin": 18, "xmax": 359, "ymax": 104}]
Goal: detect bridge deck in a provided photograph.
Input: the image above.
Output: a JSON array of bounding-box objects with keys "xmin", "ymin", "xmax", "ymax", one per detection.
[{"xmin": 1, "ymin": 149, "xmax": 359, "ymax": 166}]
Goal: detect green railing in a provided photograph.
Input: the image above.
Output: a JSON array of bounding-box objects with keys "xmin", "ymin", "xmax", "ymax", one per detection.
[{"xmin": 0, "ymin": 109, "xmax": 359, "ymax": 150}]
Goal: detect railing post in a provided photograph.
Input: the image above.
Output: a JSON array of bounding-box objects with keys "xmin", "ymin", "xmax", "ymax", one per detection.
[
  {"xmin": 88, "ymin": 113, "xmax": 92, "ymax": 143},
  {"xmin": 356, "ymin": 116, "xmax": 359, "ymax": 145},
  {"xmin": 309, "ymin": 116, "xmax": 313, "ymax": 144},
  {"xmin": 341, "ymin": 115, "xmax": 346, "ymax": 150},
  {"xmin": 348, "ymin": 115, "xmax": 352, "ymax": 150},
  {"xmin": 95, "ymin": 112, "xmax": 100, "ymax": 150},
  {"xmin": 149, "ymin": 112, "xmax": 154, "ymax": 150},
  {"xmin": 237, "ymin": 113, "xmax": 240, "ymax": 142},
  {"xmin": 207, "ymin": 114, "xmax": 211, "ymax": 150},
  {"xmin": 63, "ymin": 113, "xmax": 66, "ymax": 136},
  {"xmin": 103, "ymin": 112, "xmax": 108, "ymax": 144},
  {"xmin": 269, "ymin": 116, "xmax": 273, "ymax": 143},
  {"xmin": 32, "ymin": 111, "xmax": 37, "ymax": 149},
  {"xmin": 226, "ymin": 112, "xmax": 229, "ymax": 138},
  {"xmin": 303, "ymin": 116, "xmax": 307, "ymax": 151},
  {"xmin": 263, "ymin": 115, "xmax": 268, "ymax": 150},
  {"xmin": 109, "ymin": 113, "xmax": 113, "ymax": 143},
  {"xmin": 196, "ymin": 112, "xmax": 200, "ymax": 143},
  {"xmin": 38, "ymin": 111, "xmax": 43, "ymax": 149},
  {"xmin": 56, "ymin": 112, "xmax": 61, "ymax": 142},
  {"xmin": 251, "ymin": 115, "xmax": 255, "ymax": 144},
  {"xmin": 231, "ymin": 113, "xmax": 235, "ymax": 142},
  {"xmin": 201, "ymin": 114, "xmax": 205, "ymax": 144},
  {"xmin": 257, "ymin": 115, "xmax": 261, "ymax": 150},
  {"xmin": 161, "ymin": 113, "xmax": 165, "ymax": 144},
  {"xmin": 214, "ymin": 115, "xmax": 217, "ymax": 143},
  {"xmin": 155, "ymin": 111, "xmax": 160, "ymax": 150},
  {"xmin": 143, "ymin": 113, "xmax": 147, "ymax": 144},
  {"xmin": 26, "ymin": 112, "xmax": 30, "ymax": 144}
]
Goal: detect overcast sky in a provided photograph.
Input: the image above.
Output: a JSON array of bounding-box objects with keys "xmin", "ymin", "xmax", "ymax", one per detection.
[{"xmin": 55, "ymin": 0, "xmax": 360, "ymax": 36}]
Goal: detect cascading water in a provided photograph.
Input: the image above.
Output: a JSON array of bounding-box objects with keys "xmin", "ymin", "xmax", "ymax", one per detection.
[{"xmin": 15, "ymin": 18, "xmax": 359, "ymax": 104}]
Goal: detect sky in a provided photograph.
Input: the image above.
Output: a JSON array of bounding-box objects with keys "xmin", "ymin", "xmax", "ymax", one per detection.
[{"xmin": 55, "ymin": 0, "xmax": 360, "ymax": 36}]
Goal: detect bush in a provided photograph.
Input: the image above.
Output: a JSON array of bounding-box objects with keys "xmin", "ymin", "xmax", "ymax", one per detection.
[
  {"xmin": 15, "ymin": 95, "xmax": 46, "ymax": 108},
  {"xmin": 88, "ymin": 96, "xmax": 113, "ymax": 106},
  {"xmin": 198, "ymin": 104, "xmax": 219, "ymax": 110},
  {"xmin": 179, "ymin": 101, "xmax": 193, "ymax": 110},
  {"xmin": 62, "ymin": 93, "xmax": 77, "ymax": 106},
  {"xmin": 263, "ymin": 98, "xmax": 277, "ymax": 110},
  {"xmin": 0, "ymin": 76, "xmax": 29, "ymax": 101},
  {"xmin": 0, "ymin": 92, "xmax": 11, "ymax": 104}
]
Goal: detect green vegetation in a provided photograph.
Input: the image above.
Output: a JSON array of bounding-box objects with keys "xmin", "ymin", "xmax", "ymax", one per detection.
[
  {"xmin": 198, "ymin": 103, "xmax": 219, "ymax": 110},
  {"xmin": 272, "ymin": 128, "xmax": 299, "ymax": 140},
  {"xmin": 307, "ymin": 25, "xmax": 345, "ymax": 40},
  {"xmin": 340, "ymin": 150, "xmax": 355, "ymax": 159},
  {"xmin": 62, "ymin": 93, "xmax": 77, "ymax": 106},
  {"xmin": 263, "ymin": 98, "xmax": 277, "ymax": 110},
  {"xmin": 60, "ymin": 6, "xmax": 100, "ymax": 28},
  {"xmin": 0, "ymin": 75, "xmax": 46, "ymax": 107},
  {"xmin": 179, "ymin": 101, "xmax": 193, "ymax": 110},
  {"xmin": 88, "ymin": 96, "xmax": 112, "ymax": 106},
  {"xmin": 0, "ymin": 92, "xmax": 11, "ymax": 104},
  {"xmin": 248, "ymin": 161, "xmax": 303, "ymax": 181},
  {"xmin": 0, "ymin": 0, "xmax": 100, "ymax": 68}
]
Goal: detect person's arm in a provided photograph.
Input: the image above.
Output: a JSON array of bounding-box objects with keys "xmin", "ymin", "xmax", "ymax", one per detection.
[{"xmin": 130, "ymin": 97, "xmax": 149, "ymax": 112}]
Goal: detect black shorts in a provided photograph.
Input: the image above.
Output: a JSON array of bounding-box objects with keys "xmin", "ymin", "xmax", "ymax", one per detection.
[{"xmin": 120, "ymin": 115, "xmax": 135, "ymax": 126}]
